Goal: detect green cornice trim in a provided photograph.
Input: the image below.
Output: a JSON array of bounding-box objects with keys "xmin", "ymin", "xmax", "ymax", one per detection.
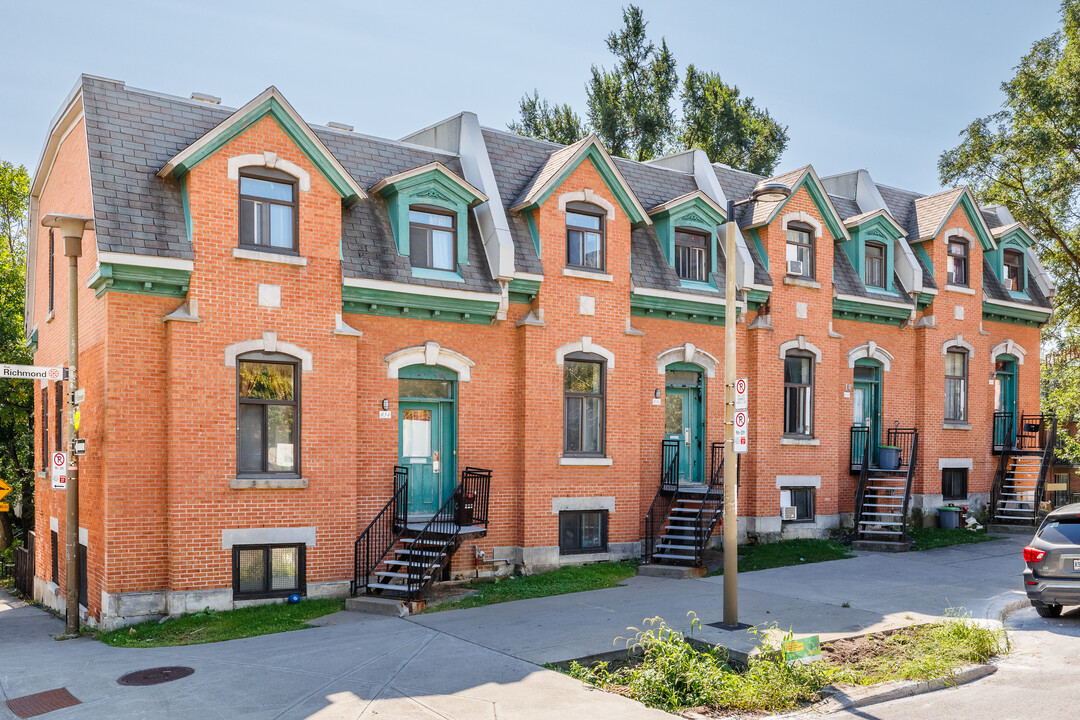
[
  {"xmin": 958, "ymin": 194, "xmax": 995, "ymax": 252},
  {"xmin": 746, "ymin": 288, "xmax": 770, "ymax": 310},
  {"xmin": 87, "ymin": 263, "xmax": 191, "ymax": 299},
  {"xmin": 832, "ymin": 298, "xmax": 910, "ymax": 326},
  {"xmin": 375, "ymin": 168, "xmax": 476, "ymax": 267},
  {"xmin": 171, "ymin": 96, "xmax": 361, "ymax": 206},
  {"xmin": 630, "ymin": 293, "xmax": 727, "ymax": 325},
  {"xmin": 519, "ymin": 145, "xmax": 648, "ymax": 225},
  {"xmin": 982, "ymin": 301, "xmax": 1050, "ymax": 328},
  {"xmin": 996, "ymin": 226, "xmax": 1036, "ymax": 249},
  {"xmin": 180, "ymin": 176, "xmax": 192, "ymax": 243},
  {"xmin": 915, "ymin": 291, "xmax": 935, "ymax": 311},
  {"xmin": 341, "ymin": 284, "xmax": 499, "ymax": 325},
  {"xmin": 524, "ymin": 210, "xmax": 541, "ymax": 259},
  {"xmin": 747, "ymin": 228, "xmax": 768, "ymax": 271},
  {"xmin": 651, "ymin": 196, "xmax": 726, "ymax": 278},
  {"xmin": 842, "ymin": 215, "xmax": 900, "ymax": 289},
  {"xmin": 27, "ymin": 328, "xmax": 38, "ymax": 354},
  {"xmin": 507, "ymin": 278, "xmax": 541, "ymax": 304}
]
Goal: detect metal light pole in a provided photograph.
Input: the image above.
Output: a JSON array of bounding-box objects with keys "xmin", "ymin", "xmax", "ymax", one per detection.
[
  {"xmin": 42, "ymin": 213, "xmax": 93, "ymax": 637},
  {"xmin": 722, "ymin": 183, "xmax": 790, "ymax": 628}
]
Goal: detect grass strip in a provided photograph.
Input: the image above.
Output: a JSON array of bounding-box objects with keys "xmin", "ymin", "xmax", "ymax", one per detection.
[
  {"xmin": 909, "ymin": 527, "xmax": 1004, "ymax": 551},
  {"xmin": 422, "ymin": 560, "xmax": 637, "ymax": 613},
  {"xmin": 97, "ymin": 598, "xmax": 344, "ymax": 647},
  {"xmin": 707, "ymin": 539, "xmax": 853, "ymax": 576}
]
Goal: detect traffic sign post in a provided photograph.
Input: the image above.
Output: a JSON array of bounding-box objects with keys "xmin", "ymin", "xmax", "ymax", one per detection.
[
  {"xmin": 734, "ymin": 378, "xmax": 748, "ymax": 409},
  {"xmin": 733, "ymin": 410, "xmax": 749, "ymax": 453}
]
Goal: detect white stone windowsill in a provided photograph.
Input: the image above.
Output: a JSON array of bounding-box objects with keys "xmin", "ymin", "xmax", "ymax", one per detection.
[
  {"xmin": 232, "ymin": 247, "xmax": 308, "ymax": 267},
  {"xmin": 780, "ymin": 437, "xmax": 821, "ymax": 446},
  {"xmin": 231, "ymin": 477, "xmax": 308, "ymax": 489},
  {"xmin": 563, "ymin": 268, "xmax": 613, "ymax": 283},
  {"xmin": 945, "ymin": 284, "xmax": 976, "ymax": 295},
  {"xmin": 46, "ymin": 310, "xmax": 55, "ymax": 323},
  {"xmin": 783, "ymin": 276, "xmax": 822, "ymax": 289},
  {"xmin": 942, "ymin": 423, "xmax": 972, "ymax": 431},
  {"xmin": 559, "ymin": 456, "xmax": 613, "ymax": 466}
]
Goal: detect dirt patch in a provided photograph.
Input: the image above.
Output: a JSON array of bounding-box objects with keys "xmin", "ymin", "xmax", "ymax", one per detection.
[
  {"xmin": 820, "ymin": 626, "xmax": 913, "ymax": 665},
  {"xmin": 421, "ymin": 580, "xmax": 483, "ymax": 607},
  {"xmin": 681, "ymin": 708, "xmax": 767, "ymax": 719}
]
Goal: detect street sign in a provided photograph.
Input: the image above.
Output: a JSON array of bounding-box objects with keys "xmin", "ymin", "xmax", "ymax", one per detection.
[
  {"xmin": 0, "ymin": 478, "xmax": 10, "ymax": 505},
  {"xmin": 0, "ymin": 503, "xmax": 8, "ymax": 513},
  {"xmin": 734, "ymin": 378, "xmax": 748, "ymax": 409},
  {"xmin": 73, "ymin": 388, "xmax": 85, "ymax": 405},
  {"xmin": 733, "ymin": 410, "xmax": 748, "ymax": 453},
  {"xmin": 51, "ymin": 451, "xmax": 68, "ymax": 490},
  {"xmin": 73, "ymin": 439, "xmax": 87, "ymax": 456},
  {"xmin": 783, "ymin": 636, "xmax": 822, "ymax": 664},
  {"xmin": 0, "ymin": 364, "xmax": 64, "ymax": 382}
]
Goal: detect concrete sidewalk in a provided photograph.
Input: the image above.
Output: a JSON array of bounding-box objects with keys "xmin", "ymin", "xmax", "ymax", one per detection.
[
  {"xmin": 411, "ymin": 535, "xmax": 1029, "ymax": 663},
  {"xmin": 0, "ymin": 591, "xmax": 670, "ymax": 719}
]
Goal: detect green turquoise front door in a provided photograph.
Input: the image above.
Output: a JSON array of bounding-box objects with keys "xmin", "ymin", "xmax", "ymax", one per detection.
[
  {"xmin": 852, "ymin": 361, "xmax": 882, "ymax": 467},
  {"xmin": 664, "ymin": 366, "xmax": 704, "ymax": 484},
  {"xmin": 995, "ymin": 355, "xmax": 1018, "ymax": 444},
  {"xmin": 399, "ymin": 366, "xmax": 458, "ymax": 518}
]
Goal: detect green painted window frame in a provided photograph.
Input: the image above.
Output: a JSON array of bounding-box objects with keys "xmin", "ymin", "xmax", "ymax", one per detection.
[
  {"xmin": 674, "ymin": 227, "xmax": 710, "ymax": 283},
  {"xmin": 408, "ymin": 205, "xmax": 458, "ymax": 272},
  {"xmin": 864, "ymin": 241, "xmax": 887, "ymax": 289}
]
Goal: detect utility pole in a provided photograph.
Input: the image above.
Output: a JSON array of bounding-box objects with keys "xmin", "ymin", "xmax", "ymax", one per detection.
[{"xmin": 42, "ymin": 214, "xmax": 92, "ymax": 637}]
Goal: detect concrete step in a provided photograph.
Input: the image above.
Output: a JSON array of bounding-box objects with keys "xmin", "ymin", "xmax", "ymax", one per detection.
[
  {"xmin": 652, "ymin": 552, "xmax": 696, "ymax": 561},
  {"xmin": 852, "ymin": 539, "xmax": 910, "ymax": 552},
  {"xmin": 638, "ymin": 564, "xmax": 706, "ymax": 578},
  {"xmin": 987, "ymin": 523, "xmax": 1037, "ymax": 535},
  {"xmin": 345, "ymin": 596, "xmax": 411, "ymax": 617}
]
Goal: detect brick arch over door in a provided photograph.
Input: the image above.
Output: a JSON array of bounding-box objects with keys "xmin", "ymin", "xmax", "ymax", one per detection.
[
  {"xmin": 655, "ymin": 343, "xmax": 719, "ymax": 378},
  {"xmin": 384, "ymin": 341, "xmax": 477, "ymax": 380}
]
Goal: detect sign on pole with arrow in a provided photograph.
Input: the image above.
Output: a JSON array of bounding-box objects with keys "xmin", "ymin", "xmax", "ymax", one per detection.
[{"xmin": 0, "ymin": 478, "xmax": 11, "ymax": 512}]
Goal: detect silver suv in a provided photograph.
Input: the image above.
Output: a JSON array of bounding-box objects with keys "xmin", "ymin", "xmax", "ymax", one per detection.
[{"xmin": 1023, "ymin": 503, "xmax": 1080, "ymax": 618}]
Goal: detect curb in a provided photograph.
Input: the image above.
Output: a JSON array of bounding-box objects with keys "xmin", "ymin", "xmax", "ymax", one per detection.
[
  {"xmin": 998, "ymin": 597, "xmax": 1031, "ymax": 623},
  {"xmin": 801, "ymin": 663, "xmax": 998, "ymax": 715}
]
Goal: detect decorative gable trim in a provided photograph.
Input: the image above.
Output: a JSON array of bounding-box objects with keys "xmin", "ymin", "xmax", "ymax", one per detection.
[
  {"xmin": 158, "ymin": 86, "xmax": 365, "ymax": 206},
  {"xmin": 749, "ymin": 167, "xmax": 850, "ymax": 242},
  {"xmin": 847, "ymin": 341, "xmax": 894, "ymax": 371},
  {"xmin": 649, "ymin": 191, "xmax": 727, "ymax": 282},
  {"xmin": 510, "ymin": 135, "xmax": 651, "ymax": 226},
  {"xmin": 924, "ymin": 190, "xmax": 995, "ymax": 251}
]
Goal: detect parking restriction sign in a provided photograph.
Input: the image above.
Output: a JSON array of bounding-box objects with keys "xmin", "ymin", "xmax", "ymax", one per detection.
[
  {"xmin": 733, "ymin": 410, "xmax": 749, "ymax": 453},
  {"xmin": 51, "ymin": 451, "xmax": 68, "ymax": 490},
  {"xmin": 734, "ymin": 378, "xmax": 748, "ymax": 409}
]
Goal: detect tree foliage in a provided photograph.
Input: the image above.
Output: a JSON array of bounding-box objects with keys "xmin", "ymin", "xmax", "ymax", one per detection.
[
  {"xmin": 0, "ymin": 160, "xmax": 32, "ymax": 551},
  {"xmin": 939, "ymin": 0, "xmax": 1080, "ymax": 323},
  {"xmin": 510, "ymin": 5, "xmax": 788, "ymax": 173}
]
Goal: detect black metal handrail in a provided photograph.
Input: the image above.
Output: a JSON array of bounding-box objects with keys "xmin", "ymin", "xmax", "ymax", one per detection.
[
  {"xmin": 692, "ymin": 451, "xmax": 732, "ymax": 566},
  {"xmin": 853, "ymin": 428, "xmax": 872, "ymax": 539},
  {"xmin": 642, "ymin": 440, "xmax": 681, "ymax": 563},
  {"xmin": 1035, "ymin": 416, "xmax": 1058, "ymax": 519},
  {"xmin": 459, "ymin": 467, "xmax": 492, "ymax": 526},
  {"xmin": 850, "ymin": 425, "xmax": 870, "ymax": 474},
  {"xmin": 661, "ymin": 439, "xmax": 680, "ymax": 491},
  {"xmin": 993, "ymin": 411, "xmax": 1014, "ymax": 454},
  {"xmin": 885, "ymin": 427, "xmax": 917, "ymax": 468},
  {"xmin": 989, "ymin": 415, "xmax": 1015, "ymax": 520},
  {"xmin": 352, "ymin": 466, "xmax": 409, "ymax": 596},
  {"xmin": 898, "ymin": 431, "xmax": 918, "ymax": 544},
  {"xmin": 710, "ymin": 442, "xmax": 724, "ymax": 487},
  {"xmin": 1017, "ymin": 413, "xmax": 1051, "ymax": 451}
]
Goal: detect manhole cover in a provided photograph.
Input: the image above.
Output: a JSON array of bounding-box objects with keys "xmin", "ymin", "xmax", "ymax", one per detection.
[
  {"xmin": 6, "ymin": 687, "xmax": 81, "ymax": 718},
  {"xmin": 117, "ymin": 666, "xmax": 195, "ymax": 686}
]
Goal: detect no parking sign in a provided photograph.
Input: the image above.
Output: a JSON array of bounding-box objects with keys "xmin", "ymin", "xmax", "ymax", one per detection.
[
  {"xmin": 733, "ymin": 410, "xmax": 748, "ymax": 454},
  {"xmin": 51, "ymin": 451, "xmax": 68, "ymax": 490}
]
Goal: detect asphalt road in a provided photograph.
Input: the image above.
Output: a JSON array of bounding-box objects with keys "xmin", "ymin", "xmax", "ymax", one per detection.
[{"xmin": 821, "ymin": 604, "xmax": 1080, "ymax": 720}]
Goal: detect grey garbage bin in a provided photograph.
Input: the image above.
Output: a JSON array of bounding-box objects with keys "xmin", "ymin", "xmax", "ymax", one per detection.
[{"xmin": 938, "ymin": 505, "xmax": 961, "ymax": 530}]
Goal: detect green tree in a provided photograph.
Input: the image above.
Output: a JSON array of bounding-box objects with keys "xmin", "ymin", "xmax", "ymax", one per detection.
[
  {"xmin": 0, "ymin": 160, "xmax": 32, "ymax": 552},
  {"xmin": 510, "ymin": 5, "xmax": 788, "ymax": 173},
  {"xmin": 939, "ymin": 0, "xmax": 1080, "ymax": 322}
]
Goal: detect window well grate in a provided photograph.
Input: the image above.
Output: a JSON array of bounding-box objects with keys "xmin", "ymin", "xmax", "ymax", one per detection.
[{"xmin": 6, "ymin": 688, "xmax": 81, "ymax": 718}]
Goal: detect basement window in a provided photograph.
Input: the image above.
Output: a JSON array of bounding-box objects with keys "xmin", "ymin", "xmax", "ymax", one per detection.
[
  {"xmin": 559, "ymin": 510, "xmax": 608, "ymax": 555},
  {"xmin": 780, "ymin": 487, "xmax": 814, "ymax": 522},
  {"xmin": 232, "ymin": 543, "xmax": 306, "ymax": 600},
  {"xmin": 942, "ymin": 468, "xmax": 968, "ymax": 500}
]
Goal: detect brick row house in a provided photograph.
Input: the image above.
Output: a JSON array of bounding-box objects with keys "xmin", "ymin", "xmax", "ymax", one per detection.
[{"xmin": 26, "ymin": 76, "xmax": 1054, "ymax": 627}]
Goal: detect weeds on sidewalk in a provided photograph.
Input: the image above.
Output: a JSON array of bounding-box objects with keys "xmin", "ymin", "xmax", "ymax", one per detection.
[{"xmin": 422, "ymin": 560, "xmax": 637, "ymax": 613}]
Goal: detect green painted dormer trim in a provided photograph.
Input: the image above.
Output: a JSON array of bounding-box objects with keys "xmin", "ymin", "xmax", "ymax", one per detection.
[
  {"xmin": 842, "ymin": 214, "xmax": 904, "ymax": 293},
  {"xmin": 371, "ymin": 162, "xmax": 487, "ymax": 268},
  {"xmin": 957, "ymin": 193, "xmax": 995, "ymax": 253},
  {"xmin": 159, "ymin": 89, "xmax": 366, "ymax": 206},
  {"xmin": 913, "ymin": 243, "xmax": 934, "ymax": 278},
  {"xmin": 748, "ymin": 228, "xmax": 768, "ymax": 271},
  {"xmin": 648, "ymin": 192, "xmax": 727, "ymax": 283},
  {"xmin": 761, "ymin": 172, "xmax": 848, "ymax": 243}
]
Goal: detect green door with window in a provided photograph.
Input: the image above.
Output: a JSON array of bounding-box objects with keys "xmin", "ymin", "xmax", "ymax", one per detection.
[
  {"xmin": 664, "ymin": 365, "xmax": 705, "ymax": 484},
  {"xmin": 995, "ymin": 355, "xmax": 1018, "ymax": 443},
  {"xmin": 399, "ymin": 365, "xmax": 457, "ymax": 518},
  {"xmin": 852, "ymin": 360, "xmax": 882, "ymax": 467}
]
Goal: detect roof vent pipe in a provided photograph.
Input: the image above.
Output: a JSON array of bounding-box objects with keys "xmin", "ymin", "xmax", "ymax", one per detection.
[{"xmin": 190, "ymin": 92, "xmax": 221, "ymax": 105}]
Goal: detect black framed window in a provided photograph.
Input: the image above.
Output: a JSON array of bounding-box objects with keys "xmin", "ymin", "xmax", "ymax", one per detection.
[
  {"xmin": 865, "ymin": 242, "xmax": 886, "ymax": 289},
  {"xmin": 674, "ymin": 228, "xmax": 709, "ymax": 282},
  {"xmin": 238, "ymin": 358, "xmax": 299, "ymax": 476},
  {"xmin": 239, "ymin": 169, "xmax": 298, "ymax": 253},
  {"xmin": 409, "ymin": 206, "xmax": 456, "ymax": 271},
  {"xmin": 566, "ymin": 202, "xmax": 605, "ymax": 271},
  {"xmin": 783, "ymin": 487, "xmax": 815, "ymax": 521},
  {"xmin": 232, "ymin": 543, "xmax": 306, "ymax": 600},
  {"xmin": 559, "ymin": 510, "xmax": 608, "ymax": 554},
  {"xmin": 50, "ymin": 530, "xmax": 58, "ymax": 585},
  {"xmin": 944, "ymin": 349, "xmax": 967, "ymax": 422},
  {"xmin": 54, "ymin": 382, "xmax": 63, "ymax": 452},
  {"xmin": 40, "ymin": 387, "xmax": 48, "ymax": 470},
  {"xmin": 48, "ymin": 228, "xmax": 54, "ymax": 313},
  {"xmin": 78, "ymin": 543, "xmax": 87, "ymax": 608},
  {"xmin": 783, "ymin": 353, "xmax": 814, "ymax": 437},
  {"xmin": 564, "ymin": 355, "xmax": 605, "ymax": 456},
  {"xmin": 947, "ymin": 238, "xmax": 968, "ymax": 286},
  {"xmin": 942, "ymin": 468, "xmax": 968, "ymax": 500},
  {"xmin": 785, "ymin": 223, "xmax": 814, "ymax": 279},
  {"xmin": 1004, "ymin": 249, "xmax": 1024, "ymax": 292}
]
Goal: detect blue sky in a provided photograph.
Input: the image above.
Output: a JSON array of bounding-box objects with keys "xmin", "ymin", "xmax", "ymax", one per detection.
[{"xmin": 1, "ymin": 0, "xmax": 1063, "ymax": 193}]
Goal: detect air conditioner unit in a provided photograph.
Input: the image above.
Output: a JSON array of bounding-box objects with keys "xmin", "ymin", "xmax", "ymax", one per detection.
[
  {"xmin": 787, "ymin": 259, "xmax": 803, "ymax": 276},
  {"xmin": 781, "ymin": 506, "xmax": 798, "ymax": 520}
]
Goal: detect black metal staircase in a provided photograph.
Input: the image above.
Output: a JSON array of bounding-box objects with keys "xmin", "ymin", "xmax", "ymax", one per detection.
[
  {"xmin": 991, "ymin": 414, "xmax": 1056, "ymax": 527},
  {"xmin": 352, "ymin": 466, "xmax": 491, "ymax": 602},
  {"xmin": 853, "ymin": 426, "xmax": 918, "ymax": 547}
]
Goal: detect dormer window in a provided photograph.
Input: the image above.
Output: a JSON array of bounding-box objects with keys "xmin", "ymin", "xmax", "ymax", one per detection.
[
  {"xmin": 674, "ymin": 228, "xmax": 709, "ymax": 282},
  {"xmin": 1003, "ymin": 249, "xmax": 1024, "ymax": 292},
  {"xmin": 786, "ymin": 223, "xmax": 815, "ymax": 279},
  {"xmin": 409, "ymin": 206, "xmax": 456, "ymax": 271},
  {"xmin": 865, "ymin": 242, "xmax": 886, "ymax": 289},
  {"xmin": 947, "ymin": 238, "xmax": 968, "ymax": 286},
  {"xmin": 239, "ymin": 170, "xmax": 298, "ymax": 253},
  {"xmin": 566, "ymin": 203, "xmax": 605, "ymax": 271}
]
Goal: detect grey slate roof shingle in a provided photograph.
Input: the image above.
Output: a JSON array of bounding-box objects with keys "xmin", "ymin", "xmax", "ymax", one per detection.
[
  {"xmin": 828, "ymin": 194, "xmax": 861, "ymax": 222},
  {"xmin": 982, "ymin": 259, "xmax": 1052, "ymax": 309},
  {"xmin": 832, "ymin": 250, "xmax": 914, "ymax": 305}
]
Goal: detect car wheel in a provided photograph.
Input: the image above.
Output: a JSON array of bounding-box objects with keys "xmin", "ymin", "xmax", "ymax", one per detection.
[{"xmin": 1035, "ymin": 602, "xmax": 1063, "ymax": 618}]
